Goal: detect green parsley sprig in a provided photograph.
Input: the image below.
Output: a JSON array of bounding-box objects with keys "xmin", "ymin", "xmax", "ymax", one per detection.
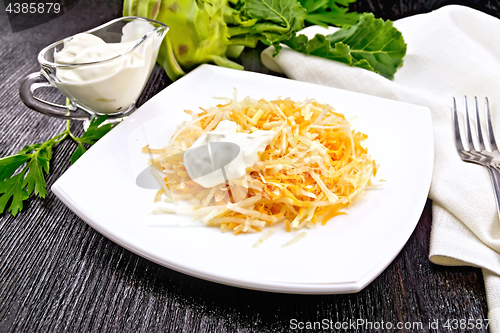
[{"xmin": 0, "ymin": 116, "xmax": 116, "ymax": 216}]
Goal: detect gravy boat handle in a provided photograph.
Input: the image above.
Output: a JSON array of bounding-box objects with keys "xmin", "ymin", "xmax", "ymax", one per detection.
[{"xmin": 19, "ymin": 72, "xmax": 92, "ymax": 120}]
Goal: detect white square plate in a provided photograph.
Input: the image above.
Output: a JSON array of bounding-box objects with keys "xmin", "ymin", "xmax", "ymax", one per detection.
[{"xmin": 52, "ymin": 65, "xmax": 433, "ymax": 293}]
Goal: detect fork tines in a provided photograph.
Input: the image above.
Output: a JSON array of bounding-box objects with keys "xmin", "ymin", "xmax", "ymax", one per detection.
[
  {"xmin": 453, "ymin": 96, "xmax": 497, "ymax": 153},
  {"xmin": 453, "ymin": 96, "xmax": 500, "ymax": 221}
]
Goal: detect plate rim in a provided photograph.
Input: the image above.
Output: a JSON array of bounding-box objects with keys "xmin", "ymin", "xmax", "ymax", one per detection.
[{"xmin": 52, "ymin": 64, "xmax": 434, "ymax": 294}]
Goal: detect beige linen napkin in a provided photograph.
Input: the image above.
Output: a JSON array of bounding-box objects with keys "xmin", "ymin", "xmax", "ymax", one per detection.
[{"xmin": 262, "ymin": 5, "xmax": 500, "ymax": 331}]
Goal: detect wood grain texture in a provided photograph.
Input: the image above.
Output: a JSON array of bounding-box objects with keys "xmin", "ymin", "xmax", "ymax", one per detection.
[{"xmin": 0, "ymin": 0, "xmax": 494, "ymax": 332}]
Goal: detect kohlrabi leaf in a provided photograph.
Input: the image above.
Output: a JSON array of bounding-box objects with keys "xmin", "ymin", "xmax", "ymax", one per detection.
[
  {"xmin": 299, "ymin": 0, "xmax": 360, "ymax": 27},
  {"xmin": 237, "ymin": 0, "xmax": 307, "ymax": 44},
  {"xmin": 305, "ymin": 9, "xmax": 361, "ymax": 27},
  {"xmin": 285, "ymin": 33, "xmax": 353, "ymax": 65},
  {"xmin": 244, "ymin": 0, "xmax": 306, "ymax": 27},
  {"xmin": 299, "ymin": 0, "xmax": 329, "ymax": 13},
  {"xmin": 285, "ymin": 13, "xmax": 406, "ymax": 79},
  {"xmin": 327, "ymin": 13, "xmax": 406, "ymax": 78}
]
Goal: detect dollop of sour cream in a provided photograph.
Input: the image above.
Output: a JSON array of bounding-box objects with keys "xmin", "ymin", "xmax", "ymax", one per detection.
[
  {"xmin": 54, "ymin": 20, "xmax": 159, "ymax": 114},
  {"xmin": 183, "ymin": 120, "xmax": 275, "ymax": 188}
]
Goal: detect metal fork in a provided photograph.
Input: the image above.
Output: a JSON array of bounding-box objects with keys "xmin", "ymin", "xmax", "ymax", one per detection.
[{"xmin": 453, "ymin": 96, "xmax": 500, "ymax": 218}]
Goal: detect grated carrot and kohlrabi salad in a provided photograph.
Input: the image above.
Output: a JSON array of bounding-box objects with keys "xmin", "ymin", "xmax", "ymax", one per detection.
[{"xmin": 143, "ymin": 94, "xmax": 377, "ymax": 236}]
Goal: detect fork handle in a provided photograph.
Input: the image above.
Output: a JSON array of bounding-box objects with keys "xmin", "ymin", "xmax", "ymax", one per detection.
[{"xmin": 486, "ymin": 166, "xmax": 500, "ymax": 221}]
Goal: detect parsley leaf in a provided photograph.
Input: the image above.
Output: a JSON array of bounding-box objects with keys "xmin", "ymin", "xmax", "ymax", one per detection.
[
  {"xmin": 71, "ymin": 143, "xmax": 87, "ymax": 165},
  {"xmin": 74, "ymin": 115, "xmax": 116, "ymax": 146},
  {"xmin": 23, "ymin": 144, "xmax": 53, "ymax": 198},
  {"xmin": 0, "ymin": 115, "xmax": 117, "ymax": 216},
  {"xmin": 0, "ymin": 154, "xmax": 30, "ymax": 181},
  {"xmin": 70, "ymin": 115, "xmax": 116, "ymax": 163},
  {"xmin": 0, "ymin": 138, "xmax": 59, "ymax": 215},
  {"xmin": 0, "ymin": 172, "xmax": 29, "ymax": 216}
]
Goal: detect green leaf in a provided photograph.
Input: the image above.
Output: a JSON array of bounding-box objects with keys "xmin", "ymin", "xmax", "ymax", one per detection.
[
  {"xmin": 354, "ymin": 58, "xmax": 375, "ymax": 71},
  {"xmin": 0, "ymin": 171, "xmax": 29, "ymax": 216},
  {"xmin": 23, "ymin": 158, "xmax": 48, "ymax": 198},
  {"xmin": 0, "ymin": 155, "xmax": 30, "ymax": 181},
  {"xmin": 0, "ymin": 116, "xmax": 114, "ymax": 216},
  {"xmin": 333, "ymin": 0, "xmax": 356, "ymax": 6},
  {"xmin": 286, "ymin": 33, "xmax": 352, "ymax": 65},
  {"xmin": 300, "ymin": 0, "xmax": 329, "ymax": 13},
  {"xmin": 241, "ymin": 0, "xmax": 307, "ymax": 44},
  {"xmin": 327, "ymin": 13, "xmax": 406, "ymax": 79},
  {"xmin": 1, "ymin": 135, "xmax": 59, "ymax": 215},
  {"xmin": 285, "ymin": 13, "xmax": 406, "ymax": 79},
  {"xmin": 75, "ymin": 115, "xmax": 116, "ymax": 145},
  {"xmin": 18, "ymin": 143, "xmax": 42, "ymax": 155},
  {"xmin": 244, "ymin": 0, "xmax": 306, "ymax": 26},
  {"xmin": 71, "ymin": 115, "xmax": 116, "ymax": 164},
  {"xmin": 298, "ymin": 0, "xmax": 360, "ymax": 27},
  {"xmin": 23, "ymin": 151, "xmax": 52, "ymax": 198},
  {"xmin": 305, "ymin": 10, "xmax": 361, "ymax": 27},
  {"xmin": 71, "ymin": 142, "xmax": 87, "ymax": 164}
]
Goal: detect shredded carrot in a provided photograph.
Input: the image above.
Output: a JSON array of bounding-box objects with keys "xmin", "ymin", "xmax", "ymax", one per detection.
[
  {"xmin": 146, "ymin": 96, "xmax": 377, "ymax": 234},
  {"xmin": 321, "ymin": 210, "xmax": 348, "ymax": 225},
  {"xmin": 154, "ymin": 189, "xmax": 164, "ymax": 203}
]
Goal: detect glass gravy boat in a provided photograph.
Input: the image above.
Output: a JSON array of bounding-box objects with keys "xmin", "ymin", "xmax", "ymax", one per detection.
[{"xmin": 19, "ymin": 16, "xmax": 168, "ymax": 120}]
